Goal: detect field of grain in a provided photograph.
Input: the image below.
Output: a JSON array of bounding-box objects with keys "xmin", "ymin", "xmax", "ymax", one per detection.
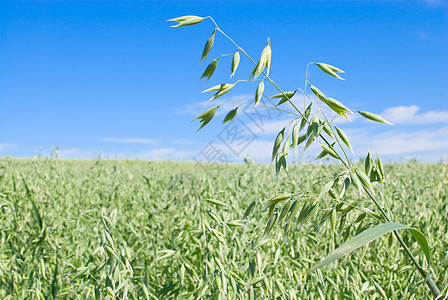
[{"xmin": 0, "ymin": 158, "xmax": 447, "ymax": 299}]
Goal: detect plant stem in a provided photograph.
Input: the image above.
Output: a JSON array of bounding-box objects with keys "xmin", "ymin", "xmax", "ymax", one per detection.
[
  {"xmin": 209, "ymin": 16, "xmax": 442, "ymax": 298},
  {"xmin": 364, "ymin": 187, "xmax": 441, "ymax": 297}
]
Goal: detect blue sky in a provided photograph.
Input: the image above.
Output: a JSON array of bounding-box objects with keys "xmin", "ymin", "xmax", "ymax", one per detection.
[{"xmin": 1, "ymin": 0, "xmax": 447, "ymax": 162}]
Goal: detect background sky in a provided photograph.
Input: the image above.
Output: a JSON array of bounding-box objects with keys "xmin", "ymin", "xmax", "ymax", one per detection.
[{"xmin": 1, "ymin": 0, "xmax": 447, "ymax": 163}]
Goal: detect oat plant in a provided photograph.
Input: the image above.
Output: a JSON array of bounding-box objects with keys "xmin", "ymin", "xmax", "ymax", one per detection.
[{"xmin": 169, "ymin": 15, "xmax": 445, "ymax": 299}]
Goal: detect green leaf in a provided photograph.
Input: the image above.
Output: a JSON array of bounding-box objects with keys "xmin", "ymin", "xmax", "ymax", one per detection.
[
  {"xmin": 334, "ymin": 126, "xmax": 353, "ymax": 153},
  {"xmin": 255, "ymin": 81, "xmax": 264, "ymax": 108},
  {"xmin": 201, "ymin": 30, "xmax": 215, "ymax": 62},
  {"xmin": 200, "ymin": 59, "xmax": 218, "ymax": 81},
  {"xmin": 168, "ymin": 15, "xmax": 205, "ymax": 27},
  {"xmin": 310, "ymin": 222, "xmax": 431, "ymax": 272},
  {"xmin": 436, "ymin": 283, "xmax": 448, "ymax": 300},
  {"xmin": 314, "ymin": 63, "xmax": 345, "ymax": 80},
  {"xmin": 356, "ymin": 110, "xmax": 393, "ymax": 125},
  {"xmin": 230, "ymin": 50, "xmax": 240, "ymax": 78},
  {"xmin": 223, "ymin": 107, "xmax": 238, "ymax": 124}
]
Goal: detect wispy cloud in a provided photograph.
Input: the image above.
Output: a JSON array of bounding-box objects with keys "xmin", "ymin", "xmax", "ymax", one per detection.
[
  {"xmin": 57, "ymin": 148, "xmax": 94, "ymax": 159},
  {"xmin": 125, "ymin": 148, "xmax": 195, "ymax": 161},
  {"xmin": 380, "ymin": 105, "xmax": 448, "ymax": 125},
  {"xmin": 100, "ymin": 138, "xmax": 159, "ymax": 144},
  {"xmin": 172, "ymin": 94, "xmax": 253, "ymax": 116},
  {"xmin": 0, "ymin": 144, "xmax": 17, "ymax": 153},
  {"xmin": 347, "ymin": 126, "xmax": 448, "ymax": 156},
  {"xmin": 171, "ymin": 139, "xmax": 198, "ymax": 145}
]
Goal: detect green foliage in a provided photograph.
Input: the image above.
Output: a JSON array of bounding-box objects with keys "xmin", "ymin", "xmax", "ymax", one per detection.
[
  {"xmin": 169, "ymin": 15, "xmax": 443, "ymax": 298},
  {"xmin": 0, "ymin": 158, "xmax": 447, "ymax": 299}
]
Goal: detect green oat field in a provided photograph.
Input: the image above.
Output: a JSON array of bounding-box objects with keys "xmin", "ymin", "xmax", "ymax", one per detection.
[{"xmin": 0, "ymin": 158, "xmax": 447, "ymax": 299}]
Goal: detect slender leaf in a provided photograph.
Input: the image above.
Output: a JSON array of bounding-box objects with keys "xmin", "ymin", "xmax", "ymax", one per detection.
[{"xmin": 310, "ymin": 222, "xmax": 431, "ymax": 271}]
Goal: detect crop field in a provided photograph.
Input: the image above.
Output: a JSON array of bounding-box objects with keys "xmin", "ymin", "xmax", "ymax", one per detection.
[{"xmin": 0, "ymin": 157, "xmax": 447, "ymax": 299}]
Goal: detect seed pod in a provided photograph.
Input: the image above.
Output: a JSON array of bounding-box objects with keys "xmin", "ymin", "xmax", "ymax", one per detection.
[
  {"xmin": 206, "ymin": 198, "xmax": 229, "ymax": 207},
  {"xmin": 355, "ymin": 168, "xmax": 374, "ymax": 193},
  {"xmin": 357, "ymin": 110, "xmax": 393, "ymax": 125},
  {"xmin": 194, "ymin": 106, "xmax": 218, "ymax": 131},
  {"xmin": 321, "ymin": 96, "xmax": 352, "ymax": 118},
  {"xmin": 242, "ymin": 201, "xmax": 256, "ymax": 220},
  {"xmin": 300, "ymin": 103, "xmax": 312, "ymax": 131},
  {"xmin": 314, "ymin": 62, "xmax": 345, "ymax": 80},
  {"xmin": 207, "ymin": 210, "xmax": 224, "ymax": 226},
  {"xmin": 272, "ymin": 128, "xmax": 285, "ymax": 161},
  {"xmin": 255, "ymin": 81, "xmax": 264, "ymax": 107},
  {"xmin": 168, "ymin": 15, "xmax": 205, "ymax": 27},
  {"xmin": 278, "ymin": 200, "xmax": 293, "ymax": 223},
  {"xmin": 201, "ymin": 30, "xmax": 215, "ymax": 62},
  {"xmin": 365, "ymin": 151, "xmax": 373, "ymax": 175},
  {"xmin": 319, "ymin": 143, "xmax": 340, "ymax": 159},
  {"xmin": 292, "ymin": 123, "xmax": 299, "ymax": 153},
  {"xmin": 200, "ymin": 59, "xmax": 218, "ymax": 81},
  {"xmin": 377, "ymin": 153, "xmax": 385, "ymax": 178},
  {"xmin": 334, "ymin": 126, "xmax": 353, "ymax": 153},
  {"xmin": 263, "ymin": 212, "xmax": 278, "ymax": 238},
  {"xmin": 231, "ymin": 50, "xmax": 240, "ymax": 77}
]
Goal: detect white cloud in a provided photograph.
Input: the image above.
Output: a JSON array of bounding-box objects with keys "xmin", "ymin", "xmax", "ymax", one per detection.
[
  {"xmin": 348, "ymin": 126, "xmax": 448, "ymax": 156},
  {"xmin": 171, "ymin": 139, "xmax": 198, "ymax": 145},
  {"xmin": 100, "ymin": 138, "xmax": 159, "ymax": 144},
  {"xmin": 129, "ymin": 148, "xmax": 195, "ymax": 160},
  {"xmin": 380, "ymin": 105, "xmax": 448, "ymax": 125},
  {"xmin": 0, "ymin": 144, "xmax": 14, "ymax": 151},
  {"xmin": 0, "ymin": 144, "xmax": 17, "ymax": 154},
  {"xmin": 247, "ymin": 119, "xmax": 290, "ymax": 135},
  {"xmin": 57, "ymin": 148, "xmax": 94, "ymax": 159}
]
